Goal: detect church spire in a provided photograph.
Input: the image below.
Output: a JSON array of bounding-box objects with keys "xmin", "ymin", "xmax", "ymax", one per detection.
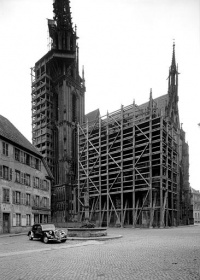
[
  {"xmin": 53, "ymin": 0, "xmax": 73, "ymax": 31},
  {"xmin": 48, "ymin": 0, "xmax": 76, "ymax": 51},
  {"xmin": 167, "ymin": 42, "xmax": 179, "ymax": 126},
  {"xmin": 171, "ymin": 41, "xmax": 177, "ymax": 74},
  {"xmin": 168, "ymin": 42, "xmax": 178, "ymax": 91}
]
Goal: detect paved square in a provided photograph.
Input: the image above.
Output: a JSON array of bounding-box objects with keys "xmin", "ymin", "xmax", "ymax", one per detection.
[{"xmin": 0, "ymin": 225, "xmax": 200, "ymax": 279}]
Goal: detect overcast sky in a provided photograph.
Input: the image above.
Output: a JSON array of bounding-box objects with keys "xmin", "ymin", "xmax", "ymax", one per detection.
[{"xmin": 0, "ymin": 0, "xmax": 199, "ymax": 190}]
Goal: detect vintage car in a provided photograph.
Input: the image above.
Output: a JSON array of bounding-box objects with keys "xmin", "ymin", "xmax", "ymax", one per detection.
[{"xmin": 28, "ymin": 224, "xmax": 67, "ymax": 244}]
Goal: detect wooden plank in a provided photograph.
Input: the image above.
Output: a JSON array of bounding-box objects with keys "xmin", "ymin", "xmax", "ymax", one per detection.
[
  {"xmin": 150, "ymin": 192, "xmax": 157, "ymax": 227},
  {"xmin": 123, "ymin": 200, "xmax": 128, "ymax": 225}
]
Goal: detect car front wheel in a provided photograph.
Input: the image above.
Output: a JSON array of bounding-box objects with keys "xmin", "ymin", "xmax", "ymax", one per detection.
[
  {"xmin": 43, "ymin": 236, "xmax": 49, "ymax": 244},
  {"xmin": 28, "ymin": 233, "xmax": 33, "ymax": 240}
]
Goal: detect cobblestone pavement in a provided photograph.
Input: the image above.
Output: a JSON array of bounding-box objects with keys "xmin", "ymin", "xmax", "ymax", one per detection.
[{"xmin": 0, "ymin": 225, "xmax": 200, "ymax": 280}]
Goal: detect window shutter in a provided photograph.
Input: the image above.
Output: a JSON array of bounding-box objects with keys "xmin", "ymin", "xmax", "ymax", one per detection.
[
  {"xmin": 23, "ymin": 173, "xmax": 25, "ymax": 184},
  {"xmin": 12, "ymin": 191, "xmax": 15, "ymax": 204},
  {"xmin": 20, "ymin": 193, "xmax": 23, "ymax": 205},
  {"xmin": 9, "ymin": 168, "xmax": 12, "ymax": 181},
  {"xmin": 31, "ymin": 214, "xmax": 34, "ymax": 226},
  {"xmin": 21, "ymin": 172, "xmax": 23, "ymax": 184},
  {"xmin": 33, "ymin": 176, "xmax": 35, "ymax": 187},
  {"xmin": 40, "ymin": 179, "xmax": 43, "ymax": 190},
  {"xmin": 32, "ymin": 195, "xmax": 35, "ymax": 207},
  {"xmin": 13, "ymin": 213, "xmax": 16, "ymax": 227},
  {"xmin": 47, "ymin": 198, "xmax": 50, "ymax": 208},
  {"xmin": 23, "ymin": 193, "xmax": 26, "ymax": 205},
  {"xmin": 21, "ymin": 193, "xmax": 24, "ymax": 205},
  {"xmin": 41, "ymin": 197, "xmax": 44, "ymax": 208},
  {"xmin": 21, "ymin": 215, "xmax": 26, "ymax": 226},
  {"xmin": 0, "ymin": 165, "xmax": 2, "ymax": 178},
  {"xmin": 20, "ymin": 151, "xmax": 23, "ymax": 163},
  {"xmin": 29, "ymin": 194, "xmax": 32, "ymax": 206}
]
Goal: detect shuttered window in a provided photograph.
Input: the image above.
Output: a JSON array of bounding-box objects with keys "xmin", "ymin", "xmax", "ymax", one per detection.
[
  {"xmin": 26, "ymin": 214, "xmax": 31, "ymax": 226},
  {"xmin": 25, "ymin": 174, "xmax": 31, "ymax": 186},
  {"xmin": 2, "ymin": 142, "xmax": 8, "ymax": 156},
  {"xmin": 15, "ymin": 148, "xmax": 20, "ymax": 161},
  {"xmin": 13, "ymin": 213, "xmax": 16, "ymax": 227},
  {"xmin": 16, "ymin": 214, "xmax": 21, "ymax": 226},
  {"xmin": 3, "ymin": 188, "xmax": 10, "ymax": 203},
  {"xmin": 15, "ymin": 170, "xmax": 20, "ymax": 183},
  {"xmin": 21, "ymin": 172, "xmax": 26, "ymax": 185},
  {"xmin": 26, "ymin": 193, "xmax": 31, "ymax": 206},
  {"xmin": 13, "ymin": 191, "xmax": 21, "ymax": 204},
  {"xmin": 0, "ymin": 165, "xmax": 12, "ymax": 181},
  {"xmin": 21, "ymin": 215, "xmax": 26, "ymax": 226}
]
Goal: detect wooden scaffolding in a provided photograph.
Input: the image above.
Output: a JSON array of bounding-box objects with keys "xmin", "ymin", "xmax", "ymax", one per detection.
[{"xmin": 77, "ymin": 94, "xmax": 179, "ymax": 228}]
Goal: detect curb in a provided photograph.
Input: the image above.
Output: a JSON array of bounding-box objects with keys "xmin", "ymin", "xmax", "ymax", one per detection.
[
  {"xmin": 0, "ymin": 233, "xmax": 122, "ymax": 241},
  {"xmin": 67, "ymin": 234, "xmax": 123, "ymax": 241},
  {"xmin": 0, "ymin": 233, "xmax": 27, "ymax": 238}
]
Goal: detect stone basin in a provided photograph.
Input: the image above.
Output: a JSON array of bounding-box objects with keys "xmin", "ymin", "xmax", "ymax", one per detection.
[{"xmin": 67, "ymin": 227, "xmax": 107, "ymax": 238}]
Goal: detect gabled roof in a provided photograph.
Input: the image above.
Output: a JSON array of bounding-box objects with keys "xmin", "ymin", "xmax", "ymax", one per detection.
[
  {"xmin": 139, "ymin": 94, "xmax": 168, "ymax": 113},
  {"xmin": 0, "ymin": 114, "xmax": 41, "ymax": 157},
  {"xmin": 85, "ymin": 109, "xmax": 100, "ymax": 124},
  {"xmin": 85, "ymin": 94, "xmax": 168, "ymax": 126}
]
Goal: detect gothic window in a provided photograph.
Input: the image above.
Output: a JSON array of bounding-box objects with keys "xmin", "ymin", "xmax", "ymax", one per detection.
[{"xmin": 72, "ymin": 94, "xmax": 76, "ymax": 122}]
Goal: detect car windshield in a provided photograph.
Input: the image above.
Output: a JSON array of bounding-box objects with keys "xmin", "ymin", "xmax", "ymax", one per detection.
[{"xmin": 41, "ymin": 224, "xmax": 55, "ymax": 231}]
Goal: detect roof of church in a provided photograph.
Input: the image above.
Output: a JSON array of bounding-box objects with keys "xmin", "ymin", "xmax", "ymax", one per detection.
[
  {"xmin": 139, "ymin": 94, "xmax": 168, "ymax": 112},
  {"xmin": 85, "ymin": 109, "xmax": 100, "ymax": 123},
  {"xmin": 0, "ymin": 114, "xmax": 41, "ymax": 157},
  {"xmin": 85, "ymin": 93, "xmax": 168, "ymax": 125}
]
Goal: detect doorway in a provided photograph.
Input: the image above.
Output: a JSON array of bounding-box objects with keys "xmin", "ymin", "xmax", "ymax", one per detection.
[{"xmin": 3, "ymin": 213, "xmax": 10, "ymax": 233}]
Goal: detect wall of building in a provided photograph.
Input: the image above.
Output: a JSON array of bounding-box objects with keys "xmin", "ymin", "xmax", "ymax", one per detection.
[
  {"xmin": 0, "ymin": 139, "xmax": 51, "ymax": 234},
  {"xmin": 179, "ymin": 131, "xmax": 193, "ymax": 225},
  {"xmin": 191, "ymin": 189, "xmax": 200, "ymax": 223}
]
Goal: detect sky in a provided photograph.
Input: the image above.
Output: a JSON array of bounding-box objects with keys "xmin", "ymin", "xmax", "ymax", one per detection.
[{"xmin": 0, "ymin": 0, "xmax": 200, "ymax": 190}]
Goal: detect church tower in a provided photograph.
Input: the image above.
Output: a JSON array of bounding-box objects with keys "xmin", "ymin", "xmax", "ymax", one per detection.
[{"xmin": 31, "ymin": 0, "xmax": 85, "ymax": 222}]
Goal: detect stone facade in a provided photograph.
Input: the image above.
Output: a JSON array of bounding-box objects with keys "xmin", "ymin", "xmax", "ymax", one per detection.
[
  {"xmin": 77, "ymin": 45, "xmax": 192, "ymax": 228},
  {"xmin": 191, "ymin": 188, "xmax": 200, "ymax": 224},
  {"xmin": 31, "ymin": 0, "xmax": 85, "ymax": 223}
]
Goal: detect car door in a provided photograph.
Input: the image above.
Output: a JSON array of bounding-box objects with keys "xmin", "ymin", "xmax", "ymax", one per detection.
[
  {"xmin": 35, "ymin": 225, "xmax": 42, "ymax": 239},
  {"xmin": 32, "ymin": 225, "xmax": 38, "ymax": 237}
]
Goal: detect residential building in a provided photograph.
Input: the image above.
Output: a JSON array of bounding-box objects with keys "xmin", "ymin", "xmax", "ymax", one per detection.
[
  {"xmin": 191, "ymin": 188, "xmax": 200, "ymax": 223},
  {"xmin": 0, "ymin": 115, "xmax": 52, "ymax": 234}
]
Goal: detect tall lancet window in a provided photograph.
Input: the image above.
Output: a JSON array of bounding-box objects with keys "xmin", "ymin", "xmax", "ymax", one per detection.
[{"xmin": 72, "ymin": 94, "xmax": 76, "ymax": 122}]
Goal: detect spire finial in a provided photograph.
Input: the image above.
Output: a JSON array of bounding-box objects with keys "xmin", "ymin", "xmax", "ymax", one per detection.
[
  {"xmin": 172, "ymin": 39, "xmax": 176, "ymax": 68},
  {"xmin": 150, "ymin": 88, "xmax": 152, "ymax": 98}
]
